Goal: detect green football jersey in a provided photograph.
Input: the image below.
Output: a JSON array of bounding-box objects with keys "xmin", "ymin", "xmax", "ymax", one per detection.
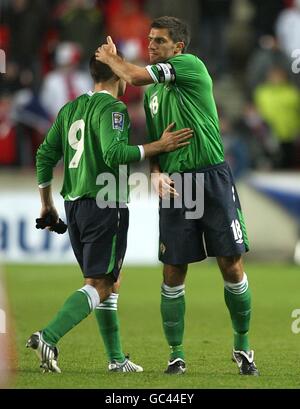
[
  {"xmin": 144, "ymin": 53, "xmax": 224, "ymax": 173},
  {"xmin": 36, "ymin": 91, "xmax": 141, "ymax": 202}
]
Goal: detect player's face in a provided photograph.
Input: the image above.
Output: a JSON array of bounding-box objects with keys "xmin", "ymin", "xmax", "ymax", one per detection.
[
  {"xmin": 148, "ymin": 28, "xmax": 183, "ymax": 64},
  {"xmin": 118, "ymin": 78, "xmax": 127, "ymax": 97}
]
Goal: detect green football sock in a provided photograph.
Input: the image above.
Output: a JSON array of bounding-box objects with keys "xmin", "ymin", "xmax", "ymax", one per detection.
[
  {"xmin": 161, "ymin": 283, "xmax": 185, "ymax": 360},
  {"xmin": 42, "ymin": 285, "xmax": 99, "ymax": 346},
  {"xmin": 95, "ymin": 293, "xmax": 125, "ymax": 363},
  {"xmin": 224, "ymin": 274, "xmax": 251, "ymax": 351}
]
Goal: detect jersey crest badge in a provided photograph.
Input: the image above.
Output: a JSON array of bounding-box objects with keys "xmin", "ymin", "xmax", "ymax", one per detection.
[{"xmin": 112, "ymin": 112, "xmax": 124, "ymax": 131}]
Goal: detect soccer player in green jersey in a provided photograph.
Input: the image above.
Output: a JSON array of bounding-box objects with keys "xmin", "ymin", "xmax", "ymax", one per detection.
[
  {"xmin": 96, "ymin": 16, "xmax": 259, "ymax": 376},
  {"xmin": 26, "ymin": 52, "xmax": 193, "ymax": 373}
]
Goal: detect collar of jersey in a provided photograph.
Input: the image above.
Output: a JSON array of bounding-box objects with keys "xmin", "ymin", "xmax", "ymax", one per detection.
[{"xmin": 87, "ymin": 90, "xmax": 112, "ymax": 96}]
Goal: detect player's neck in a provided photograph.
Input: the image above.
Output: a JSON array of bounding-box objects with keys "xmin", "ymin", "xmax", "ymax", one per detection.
[{"xmin": 94, "ymin": 82, "xmax": 118, "ymax": 98}]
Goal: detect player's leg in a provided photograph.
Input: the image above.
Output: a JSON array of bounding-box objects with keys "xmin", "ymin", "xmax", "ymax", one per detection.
[
  {"xmin": 95, "ymin": 276, "xmax": 142, "ymax": 372},
  {"xmin": 26, "ymin": 275, "xmax": 114, "ymax": 373},
  {"xmin": 217, "ymin": 255, "xmax": 251, "ymax": 352},
  {"xmin": 161, "ymin": 263, "xmax": 187, "ymax": 374},
  {"xmin": 217, "ymin": 255, "xmax": 259, "ymax": 375},
  {"xmin": 158, "ymin": 193, "xmax": 205, "ymax": 374},
  {"xmin": 95, "ymin": 276, "xmax": 126, "ymax": 364},
  {"xmin": 94, "ymin": 203, "xmax": 126, "ymax": 365},
  {"xmin": 38, "ymin": 200, "xmax": 117, "ymax": 347},
  {"xmin": 42, "ymin": 275, "xmax": 114, "ymax": 346},
  {"xmin": 26, "ymin": 200, "xmax": 114, "ymax": 372},
  {"xmin": 92, "ymin": 205, "xmax": 142, "ymax": 372},
  {"xmin": 201, "ymin": 162, "xmax": 258, "ymax": 375}
]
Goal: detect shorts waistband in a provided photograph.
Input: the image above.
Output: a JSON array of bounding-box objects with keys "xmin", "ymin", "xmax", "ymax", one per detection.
[
  {"xmin": 64, "ymin": 198, "xmax": 127, "ymax": 208},
  {"xmin": 187, "ymin": 161, "xmax": 227, "ymax": 174}
]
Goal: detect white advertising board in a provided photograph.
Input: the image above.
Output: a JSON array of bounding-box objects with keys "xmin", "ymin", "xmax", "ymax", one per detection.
[{"xmin": 0, "ymin": 193, "xmax": 159, "ymax": 265}]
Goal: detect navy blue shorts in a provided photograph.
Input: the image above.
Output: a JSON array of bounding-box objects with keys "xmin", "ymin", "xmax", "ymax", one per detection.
[
  {"xmin": 158, "ymin": 162, "xmax": 249, "ymax": 265},
  {"xmin": 65, "ymin": 199, "xmax": 129, "ymax": 281}
]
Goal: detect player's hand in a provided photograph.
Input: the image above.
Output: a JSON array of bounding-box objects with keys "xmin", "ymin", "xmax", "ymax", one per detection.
[
  {"xmin": 40, "ymin": 206, "xmax": 59, "ymax": 231},
  {"xmin": 106, "ymin": 36, "xmax": 117, "ymax": 54},
  {"xmin": 95, "ymin": 36, "xmax": 117, "ymax": 63},
  {"xmin": 151, "ymin": 172, "xmax": 179, "ymax": 198},
  {"xmin": 160, "ymin": 123, "xmax": 193, "ymax": 153}
]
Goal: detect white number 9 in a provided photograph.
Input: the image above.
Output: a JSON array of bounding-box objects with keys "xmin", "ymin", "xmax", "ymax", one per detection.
[{"xmin": 68, "ymin": 120, "xmax": 85, "ymax": 168}]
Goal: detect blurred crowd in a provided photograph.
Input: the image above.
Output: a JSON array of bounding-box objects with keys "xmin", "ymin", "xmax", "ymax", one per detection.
[{"xmin": 0, "ymin": 0, "xmax": 300, "ymax": 177}]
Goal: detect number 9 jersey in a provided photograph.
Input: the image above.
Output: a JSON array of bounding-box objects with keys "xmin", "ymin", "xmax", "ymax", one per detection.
[{"xmin": 36, "ymin": 91, "xmax": 141, "ymax": 202}]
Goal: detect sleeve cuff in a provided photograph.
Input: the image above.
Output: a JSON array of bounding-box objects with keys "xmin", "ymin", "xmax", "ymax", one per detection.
[
  {"xmin": 38, "ymin": 181, "xmax": 52, "ymax": 188},
  {"xmin": 138, "ymin": 145, "xmax": 145, "ymax": 161}
]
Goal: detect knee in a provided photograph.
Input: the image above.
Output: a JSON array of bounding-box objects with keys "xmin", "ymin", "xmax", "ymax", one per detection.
[
  {"xmin": 163, "ymin": 264, "xmax": 187, "ymax": 287},
  {"xmin": 85, "ymin": 277, "xmax": 114, "ymax": 303},
  {"xmin": 97, "ymin": 286, "xmax": 113, "ymax": 303},
  {"xmin": 217, "ymin": 256, "xmax": 244, "ymax": 283}
]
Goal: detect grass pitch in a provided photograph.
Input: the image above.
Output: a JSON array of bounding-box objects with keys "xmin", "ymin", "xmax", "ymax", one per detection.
[{"xmin": 4, "ymin": 261, "xmax": 300, "ymax": 389}]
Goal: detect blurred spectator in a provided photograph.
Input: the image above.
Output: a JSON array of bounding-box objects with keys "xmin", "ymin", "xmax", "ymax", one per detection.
[
  {"xmin": 250, "ymin": 0, "xmax": 284, "ymax": 40},
  {"xmin": 40, "ymin": 42, "xmax": 92, "ymax": 120},
  {"xmin": 275, "ymin": 0, "xmax": 300, "ymax": 57},
  {"xmin": 1, "ymin": 88, "xmax": 52, "ymax": 167},
  {"xmin": 55, "ymin": 0, "xmax": 105, "ymax": 64},
  {"xmin": 198, "ymin": 0, "xmax": 232, "ymax": 78},
  {"xmin": 104, "ymin": 0, "xmax": 149, "ymax": 144},
  {"xmin": 235, "ymin": 103, "xmax": 280, "ymax": 170},
  {"xmin": 246, "ymin": 35, "xmax": 291, "ymax": 95},
  {"xmin": 5, "ymin": 0, "xmax": 46, "ymax": 91},
  {"xmin": 144, "ymin": 0, "xmax": 200, "ymax": 54},
  {"xmin": 254, "ymin": 66, "xmax": 300, "ymax": 168},
  {"xmin": 0, "ymin": 94, "xmax": 17, "ymax": 166},
  {"xmin": 105, "ymin": 0, "xmax": 151, "ymax": 61},
  {"xmin": 219, "ymin": 108, "xmax": 250, "ymax": 179},
  {"xmin": 120, "ymin": 84, "xmax": 146, "ymax": 146},
  {"xmin": 1, "ymin": 0, "xmax": 298, "ymax": 172}
]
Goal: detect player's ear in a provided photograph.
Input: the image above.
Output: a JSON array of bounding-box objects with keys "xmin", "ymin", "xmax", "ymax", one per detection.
[{"xmin": 175, "ymin": 42, "xmax": 184, "ymax": 53}]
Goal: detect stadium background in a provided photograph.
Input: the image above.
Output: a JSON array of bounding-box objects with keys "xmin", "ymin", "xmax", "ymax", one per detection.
[{"xmin": 0, "ymin": 0, "xmax": 300, "ymax": 389}]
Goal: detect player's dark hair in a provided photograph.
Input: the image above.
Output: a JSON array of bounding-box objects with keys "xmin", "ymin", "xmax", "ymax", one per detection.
[
  {"xmin": 151, "ymin": 16, "xmax": 190, "ymax": 52},
  {"xmin": 89, "ymin": 50, "xmax": 123, "ymax": 83}
]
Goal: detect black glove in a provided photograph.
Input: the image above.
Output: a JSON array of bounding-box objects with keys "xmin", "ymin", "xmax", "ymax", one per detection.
[{"xmin": 36, "ymin": 213, "xmax": 67, "ymax": 234}]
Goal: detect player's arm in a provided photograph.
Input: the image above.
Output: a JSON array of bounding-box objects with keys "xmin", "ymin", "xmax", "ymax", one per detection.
[
  {"xmin": 100, "ymin": 106, "xmax": 192, "ymax": 168},
  {"xmin": 39, "ymin": 185, "xmax": 58, "ymax": 222},
  {"xmin": 144, "ymin": 96, "xmax": 178, "ymax": 198},
  {"xmin": 95, "ymin": 37, "xmax": 153, "ymax": 86},
  {"xmin": 102, "ymin": 121, "xmax": 193, "ymax": 168},
  {"xmin": 36, "ymin": 115, "xmax": 63, "ymax": 222},
  {"xmin": 36, "ymin": 116, "xmax": 63, "ymax": 189}
]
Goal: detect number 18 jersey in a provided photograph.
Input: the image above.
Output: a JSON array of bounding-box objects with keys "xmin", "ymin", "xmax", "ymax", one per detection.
[{"xmin": 144, "ymin": 53, "xmax": 224, "ymax": 173}]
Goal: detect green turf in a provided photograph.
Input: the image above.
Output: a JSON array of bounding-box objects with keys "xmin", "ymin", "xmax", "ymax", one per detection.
[{"xmin": 4, "ymin": 261, "xmax": 300, "ymax": 389}]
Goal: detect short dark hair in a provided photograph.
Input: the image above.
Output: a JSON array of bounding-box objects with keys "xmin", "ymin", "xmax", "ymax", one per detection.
[
  {"xmin": 151, "ymin": 16, "xmax": 190, "ymax": 52},
  {"xmin": 89, "ymin": 50, "xmax": 123, "ymax": 83}
]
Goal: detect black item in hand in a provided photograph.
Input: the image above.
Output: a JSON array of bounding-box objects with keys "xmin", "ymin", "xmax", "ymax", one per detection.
[{"xmin": 36, "ymin": 213, "xmax": 67, "ymax": 234}]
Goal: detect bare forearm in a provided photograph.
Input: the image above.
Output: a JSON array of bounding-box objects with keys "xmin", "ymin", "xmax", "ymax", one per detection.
[
  {"xmin": 105, "ymin": 54, "xmax": 152, "ymax": 86},
  {"xmin": 143, "ymin": 140, "xmax": 165, "ymax": 159},
  {"xmin": 39, "ymin": 185, "xmax": 54, "ymax": 208}
]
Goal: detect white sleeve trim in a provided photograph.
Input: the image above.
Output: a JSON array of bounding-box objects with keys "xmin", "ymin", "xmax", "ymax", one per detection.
[
  {"xmin": 38, "ymin": 181, "xmax": 52, "ymax": 188},
  {"xmin": 138, "ymin": 145, "xmax": 145, "ymax": 161},
  {"xmin": 146, "ymin": 65, "xmax": 159, "ymax": 83}
]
